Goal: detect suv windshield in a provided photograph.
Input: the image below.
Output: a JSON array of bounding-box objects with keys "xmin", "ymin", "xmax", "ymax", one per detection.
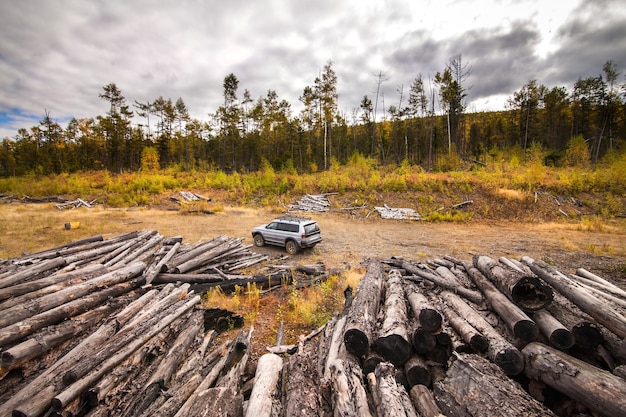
[{"xmin": 304, "ymin": 223, "xmax": 319, "ymax": 235}]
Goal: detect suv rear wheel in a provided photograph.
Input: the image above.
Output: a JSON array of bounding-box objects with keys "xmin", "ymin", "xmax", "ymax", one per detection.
[
  {"xmin": 285, "ymin": 240, "xmax": 299, "ymax": 255},
  {"xmin": 253, "ymin": 234, "xmax": 265, "ymax": 247}
]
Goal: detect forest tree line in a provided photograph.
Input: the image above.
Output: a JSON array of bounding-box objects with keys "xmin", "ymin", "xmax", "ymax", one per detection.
[{"xmin": 0, "ymin": 59, "xmax": 624, "ymax": 177}]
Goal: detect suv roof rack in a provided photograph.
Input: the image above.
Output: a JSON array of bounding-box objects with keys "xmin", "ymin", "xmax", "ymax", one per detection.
[{"xmin": 277, "ymin": 215, "xmax": 312, "ymax": 222}]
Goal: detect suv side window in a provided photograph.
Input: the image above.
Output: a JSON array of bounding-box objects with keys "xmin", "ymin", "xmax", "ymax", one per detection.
[
  {"xmin": 266, "ymin": 222, "xmax": 278, "ymax": 230},
  {"xmin": 276, "ymin": 223, "xmax": 299, "ymax": 233},
  {"xmin": 304, "ymin": 223, "xmax": 319, "ymax": 235}
]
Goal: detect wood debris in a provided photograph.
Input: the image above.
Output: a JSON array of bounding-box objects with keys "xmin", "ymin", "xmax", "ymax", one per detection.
[
  {"xmin": 55, "ymin": 198, "xmax": 97, "ymax": 210},
  {"xmin": 375, "ymin": 204, "xmax": 422, "ymax": 220},
  {"xmin": 170, "ymin": 191, "xmax": 211, "ymax": 204},
  {"xmin": 288, "ymin": 193, "xmax": 334, "ymax": 212}
]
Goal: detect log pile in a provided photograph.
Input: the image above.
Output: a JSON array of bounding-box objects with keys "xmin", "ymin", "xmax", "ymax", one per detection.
[
  {"xmin": 375, "ymin": 204, "xmax": 422, "ymax": 220},
  {"xmin": 248, "ymin": 255, "xmax": 626, "ymax": 417},
  {"xmin": 0, "ymin": 231, "xmax": 281, "ymax": 416},
  {"xmin": 2, "ymin": 229, "xmax": 626, "ymax": 416},
  {"xmin": 288, "ymin": 193, "xmax": 334, "ymax": 212}
]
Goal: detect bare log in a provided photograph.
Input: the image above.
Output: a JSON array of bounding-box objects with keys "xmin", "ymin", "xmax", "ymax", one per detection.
[
  {"xmin": 370, "ymin": 362, "xmax": 419, "ymax": 417},
  {"xmin": 343, "ymin": 260, "xmax": 384, "ymax": 358},
  {"xmin": 474, "ymin": 254, "xmax": 553, "ymax": 311},
  {"xmin": 51, "ymin": 295, "xmax": 201, "ymax": 411},
  {"xmin": 165, "ymin": 235, "xmax": 230, "ymax": 272},
  {"xmin": 523, "ymin": 342, "xmax": 626, "ymax": 417},
  {"xmin": 3, "ymin": 289, "xmax": 159, "ymax": 417},
  {"xmin": 523, "ymin": 257, "xmax": 626, "ymax": 339},
  {"xmin": 435, "ymin": 352, "xmax": 556, "ymax": 416},
  {"xmin": 0, "ymin": 261, "xmax": 145, "ymax": 330},
  {"xmin": 406, "ymin": 284, "xmax": 442, "ymax": 333},
  {"xmin": 376, "ymin": 271, "xmax": 412, "ymax": 366},
  {"xmin": 411, "ymin": 326, "xmax": 437, "ymax": 354},
  {"xmin": 466, "ymin": 265, "xmax": 538, "ymax": 342},
  {"xmin": 245, "ymin": 353, "xmax": 283, "ymax": 417},
  {"xmin": 398, "ymin": 259, "xmax": 483, "ymax": 304},
  {"xmin": 145, "ymin": 241, "xmax": 181, "ymax": 285},
  {"xmin": 327, "ymin": 358, "xmax": 373, "ymax": 417},
  {"xmin": 0, "ymin": 257, "xmax": 66, "ymax": 289},
  {"xmin": 0, "ymin": 276, "xmax": 143, "ymax": 348},
  {"xmin": 442, "ymin": 291, "xmax": 524, "ymax": 375},
  {"xmin": 532, "ymin": 309, "xmax": 575, "ymax": 350},
  {"xmin": 174, "ymin": 238, "xmax": 243, "ymax": 274},
  {"xmin": 441, "ymin": 302, "xmax": 488, "ymax": 352},
  {"xmin": 1, "ymin": 300, "xmax": 124, "ymax": 370},
  {"xmin": 0, "ymin": 263, "xmax": 106, "ymax": 302},
  {"xmin": 409, "ymin": 385, "xmax": 445, "ymax": 417},
  {"xmin": 576, "ymin": 268, "xmax": 626, "ymax": 296},
  {"xmin": 404, "ymin": 355, "xmax": 431, "ymax": 387}
]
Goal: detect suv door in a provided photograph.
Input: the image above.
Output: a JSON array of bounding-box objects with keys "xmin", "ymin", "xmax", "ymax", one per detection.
[{"xmin": 263, "ymin": 221, "xmax": 281, "ymax": 244}]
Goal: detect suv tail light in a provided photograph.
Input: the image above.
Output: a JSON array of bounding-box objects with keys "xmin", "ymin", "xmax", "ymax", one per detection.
[{"xmin": 302, "ymin": 233, "xmax": 306, "ymax": 239}]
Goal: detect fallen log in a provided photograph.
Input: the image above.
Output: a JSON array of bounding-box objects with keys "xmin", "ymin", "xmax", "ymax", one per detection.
[
  {"xmin": 522, "ymin": 257, "xmax": 626, "ymax": 339},
  {"xmin": 404, "ymin": 355, "xmax": 431, "ymax": 387},
  {"xmin": 0, "ymin": 257, "xmax": 67, "ymax": 289},
  {"xmin": 0, "ymin": 300, "xmax": 125, "ymax": 371},
  {"xmin": 576, "ymin": 267, "xmax": 626, "ymax": 297},
  {"xmin": 442, "ymin": 291, "xmax": 524, "ymax": 375},
  {"xmin": 409, "ymin": 385, "xmax": 445, "ymax": 417},
  {"xmin": 441, "ymin": 303, "xmax": 488, "ymax": 352},
  {"xmin": 343, "ymin": 260, "xmax": 384, "ymax": 358},
  {"xmin": 3, "ymin": 289, "xmax": 160, "ymax": 417},
  {"xmin": 523, "ymin": 342, "xmax": 626, "ymax": 417},
  {"xmin": 327, "ymin": 357, "xmax": 373, "ymax": 417},
  {"xmin": 245, "ymin": 353, "xmax": 283, "ymax": 417},
  {"xmin": 370, "ymin": 362, "xmax": 418, "ymax": 417},
  {"xmin": 174, "ymin": 238, "xmax": 243, "ymax": 274},
  {"xmin": 145, "ymin": 241, "xmax": 181, "ymax": 285},
  {"xmin": 51, "ymin": 295, "xmax": 201, "ymax": 412},
  {"xmin": 0, "ymin": 263, "xmax": 107, "ymax": 309},
  {"xmin": 375, "ymin": 270, "xmax": 412, "ymax": 366},
  {"xmin": 466, "ymin": 264, "xmax": 538, "ymax": 343},
  {"xmin": 435, "ymin": 352, "xmax": 556, "ymax": 416},
  {"xmin": 532, "ymin": 309, "xmax": 575, "ymax": 350},
  {"xmin": 474, "ymin": 254, "xmax": 553, "ymax": 311},
  {"xmin": 164, "ymin": 235, "xmax": 230, "ymax": 272},
  {"xmin": 398, "ymin": 259, "xmax": 483, "ymax": 304},
  {"xmin": 0, "ymin": 261, "xmax": 145, "ymax": 330},
  {"xmin": 411, "ymin": 326, "xmax": 437, "ymax": 354},
  {"xmin": 0, "ymin": 276, "xmax": 144, "ymax": 348},
  {"xmin": 406, "ymin": 283, "xmax": 442, "ymax": 333}
]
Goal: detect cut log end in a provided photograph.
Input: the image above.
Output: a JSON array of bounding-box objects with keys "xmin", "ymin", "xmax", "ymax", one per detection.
[
  {"xmin": 494, "ymin": 348, "xmax": 525, "ymax": 376},
  {"xmin": 470, "ymin": 334, "xmax": 489, "ymax": 352},
  {"xmin": 344, "ymin": 328, "xmax": 369, "ymax": 357},
  {"xmin": 419, "ymin": 309, "xmax": 443, "ymax": 333},
  {"xmin": 376, "ymin": 335, "xmax": 412, "ymax": 366},
  {"xmin": 513, "ymin": 320, "xmax": 539, "ymax": 343},
  {"xmin": 511, "ymin": 277, "xmax": 554, "ymax": 311},
  {"xmin": 572, "ymin": 322, "xmax": 604, "ymax": 349},
  {"xmin": 412, "ymin": 328, "xmax": 437, "ymax": 354},
  {"xmin": 549, "ymin": 328, "xmax": 576, "ymax": 350}
]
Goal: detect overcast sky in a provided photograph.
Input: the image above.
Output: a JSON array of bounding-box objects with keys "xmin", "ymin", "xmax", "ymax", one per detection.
[{"xmin": 1, "ymin": 0, "xmax": 625, "ymax": 139}]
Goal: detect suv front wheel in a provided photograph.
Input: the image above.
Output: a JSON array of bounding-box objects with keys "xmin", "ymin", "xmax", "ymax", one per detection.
[
  {"xmin": 253, "ymin": 234, "xmax": 265, "ymax": 247},
  {"xmin": 285, "ymin": 240, "xmax": 299, "ymax": 255}
]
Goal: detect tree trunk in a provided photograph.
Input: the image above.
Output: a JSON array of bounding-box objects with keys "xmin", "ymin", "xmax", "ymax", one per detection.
[
  {"xmin": 3, "ymin": 289, "xmax": 159, "ymax": 417},
  {"xmin": 1, "ymin": 300, "xmax": 124, "ymax": 370},
  {"xmin": 532, "ymin": 309, "xmax": 575, "ymax": 350},
  {"xmin": 523, "ymin": 342, "xmax": 626, "ymax": 417},
  {"xmin": 328, "ymin": 358, "xmax": 373, "ymax": 417},
  {"xmin": 466, "ymin": 265, "xmax": 538, "ymax": 342},
  {"xmin": 51, "ymin": 295, "xmax": 201, "ymax": 411},
  {"xmin": 442, "ymin": 291, "xmax": 524, "ymax": 375},
  {"xmin": 474, "ymin": 254, "xmax": 553, "ymax": 311},
  {"xmin": 344, "ymin": 260, "xmax": 384, "ymax": 358},
  {"xmin": 145, "ymin": 241, "xmax": 181, "ymax": 284},
  {"xmin": 435, "ymin": 352, "xmax": 556, "ymax": 417},
  {"xmin": 523, "ymin": 257, "xmax": 626, "ymax": 339},
  {"xmin": 165, "ymin": 235, "xmax": 230, "ymax": 272},
  {"xmin": 376, "ymin": 271, "xmax": 412, "ymax": 366}
]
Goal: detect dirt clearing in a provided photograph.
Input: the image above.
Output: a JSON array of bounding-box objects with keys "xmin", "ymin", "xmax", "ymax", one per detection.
[{"xmin": 1, "ymin": 204, "xmax": 624, "ymax": 283}]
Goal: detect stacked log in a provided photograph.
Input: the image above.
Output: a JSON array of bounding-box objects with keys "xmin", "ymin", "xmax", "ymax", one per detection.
[{"xmin": 2, "ymin": 228, "xmax": 626, "ymax": 417}]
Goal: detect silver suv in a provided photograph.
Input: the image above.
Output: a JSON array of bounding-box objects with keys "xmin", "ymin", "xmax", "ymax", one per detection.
[{"xmin": 252, "ymin": 216, "xmax": 322, "ymax": 254}]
